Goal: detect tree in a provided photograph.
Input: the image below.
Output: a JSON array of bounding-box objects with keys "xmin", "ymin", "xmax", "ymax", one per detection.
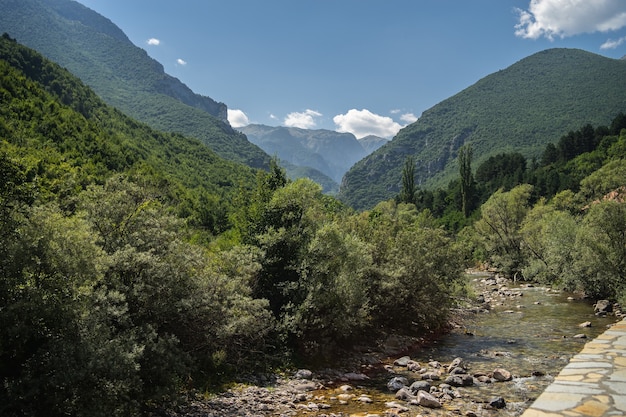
[
  {"xmin": 473, "ymin": 184, "xmax": 534, "ymax": 277},
  {"xmin": 520, "ymin": 202, "xmax": 579, "ymax": 285},
  {"xmin": 571, "ymin": 200, "xmax": 626, "ymax": 300},
  {"xmin": 458, "ymin": 144, "xmax": 475, "ymax": 217},
  {"xmin": 398, "ymin": 155, "xmax": 416, "ymax": 205}
]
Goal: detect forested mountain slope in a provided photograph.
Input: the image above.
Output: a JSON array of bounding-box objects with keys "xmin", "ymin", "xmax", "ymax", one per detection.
[
  {"xmin": 0, "ymin": 34, "xmax": 257, "ymax": 232},
  {"xmin": 340, "ymin": 48, "xmax": 626, "ymax": 209},
  {"xmin": 0, "ymin": 0, "xmax": 269, "ymax": 168}
]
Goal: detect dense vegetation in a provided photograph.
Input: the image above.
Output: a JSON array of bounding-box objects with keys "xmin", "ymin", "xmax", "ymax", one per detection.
[
  {"xmin": 1, "ymin": 19, "xmax": 625, "ymax": 417},
  {"xmin": 0, "ymin": 0, "xmax": 270, "ymax": 168},
  {"xmin": 393, "ymin": 110, "xmax": 626, "ymax": 305},
  {"xmin": 0, "ymin": 36, "xmax": 465, "ymax": 416},
  {"xmin": 341, "ymin": 48, "xmax": 626, "ymax": 210}
]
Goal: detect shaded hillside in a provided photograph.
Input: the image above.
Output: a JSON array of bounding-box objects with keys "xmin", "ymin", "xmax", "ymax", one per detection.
[
  {"xmin": 0, "ymin": 0, "xmax": 269, "ymax": 168},
  {"xmin": 238, "ymin": 124, "xmax": 368, "ymax": 183},
  {"xmin": 340, "ymin": 48, "xmax": 626, "ymax": 210},
  {"xmin": 0, "ymin": 34, "xmax": 257, "ymax": 231}
]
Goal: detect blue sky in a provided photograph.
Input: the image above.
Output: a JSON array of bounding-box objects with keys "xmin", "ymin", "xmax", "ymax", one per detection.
[{"xmin": 76, "ymin": 0, "xmax": 626, "ymax": 138}]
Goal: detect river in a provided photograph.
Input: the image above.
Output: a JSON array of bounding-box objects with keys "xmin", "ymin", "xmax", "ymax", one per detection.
[{"xmin": 303, "ymin": 273, "xmax": 618, "ymax": 416}]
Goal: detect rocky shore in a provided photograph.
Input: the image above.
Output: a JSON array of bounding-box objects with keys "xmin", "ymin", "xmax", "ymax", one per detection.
[{"xmin": 164, "ymin": 273, "xmax": 622, "ymax": 417}]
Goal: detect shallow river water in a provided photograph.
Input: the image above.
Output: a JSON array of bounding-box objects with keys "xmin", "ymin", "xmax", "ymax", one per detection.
[{"xmin": 302, "ymin": 273, "xmax": 618, "ymax": 417}]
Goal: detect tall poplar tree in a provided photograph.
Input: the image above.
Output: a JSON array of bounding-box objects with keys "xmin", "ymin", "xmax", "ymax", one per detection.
[
  {"xmin": 459, "ymin": 144, "xmax": 475, "ymax": 217},
  {"xmin": 399, "ymin": 155, "xmax": 416, "ymax": 205}
]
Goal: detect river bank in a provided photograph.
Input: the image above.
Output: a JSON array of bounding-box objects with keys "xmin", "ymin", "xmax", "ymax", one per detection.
[{"xmin": 165, "ymin": 272, "xmax": 622, "ymax": 417}]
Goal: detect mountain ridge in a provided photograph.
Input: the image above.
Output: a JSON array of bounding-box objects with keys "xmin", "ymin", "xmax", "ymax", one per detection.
[
  {"xmin": 339, "ymin": 47, "xmax": 626, "ymax": 209},
  {"xmin": 0, "ymin": 0, "xmax": 269, "ymax": 168},
  {"xmin": 238, "ymin": 124, "xmax": 368, "ymax": 184}
]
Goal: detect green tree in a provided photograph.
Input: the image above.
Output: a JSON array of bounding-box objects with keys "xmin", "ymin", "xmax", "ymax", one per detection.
[
  {"xmin": 571, "ymin": 201, "xmax": 626, "ymax": 300},
  {"xmin": 289, "ymin": 223, "xmax": 372, "ymax": 355},
  {"xmin": 458, "ymin": 144, "xmax": 475, "ymax": 217},
  {"xmin": 473, "ymin": 184, "xmax": 534, "ymax": 277},
  {"xmin": 520, "ymin": 202, "xmax": 579, "ymax": 285},
  {"xmin": 398, "ymin": 155, "xmax": 416, "ymax": 205}
]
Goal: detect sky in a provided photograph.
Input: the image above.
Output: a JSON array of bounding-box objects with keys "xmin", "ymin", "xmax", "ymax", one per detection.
[{"xmin": 75, "ymin": 0, "xmax": 626, "ymax": 139}]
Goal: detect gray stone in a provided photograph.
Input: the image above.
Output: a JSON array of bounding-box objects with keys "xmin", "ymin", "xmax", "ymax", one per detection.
[
  {"xmin": 489, "ymin": 396, "xmax": 506, "ymax": 409},
  {"xmin": 595, "ymin": 299, "xmax": 612, "ymax": 314},
  {"xmin": 493, "ymin": 368, "xmax": 512, "ymax": 381},
  {"xmin": 395, "ymin": 387, "xmax": 414, "ymax": 401},
  {"xmin": 416, "ymin": 390, "xmax": 442, "ymax": 408},
  {"xmin": 294, "ymin": 369, "xmax": 313, "ymax": 380},
  {"xmin": 447, "ymin": 357, "xmax": 465, "ymax": 373},
  {"xmin": 394, "ymin": 355, "xmax": 412, "ymax": 367},
  {"xmin": 387, "ymin": 376, "xmax": 409, "ymax": 391},
  {"xmin": 409, "ymin": 380, "xmax": 431, "ymax": 394},
  {"xmin": 445, "ymin": 374, "xmax": 474, "ymax": 387}
]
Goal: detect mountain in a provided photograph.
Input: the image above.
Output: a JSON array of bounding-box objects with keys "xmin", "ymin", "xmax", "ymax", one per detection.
[
  {"xmin": 238, "ymin": 124, "xmax": 368, "ymax": 184},
  {"xmin": 0, "ymin": 34, "xmax": 257, "ymax": 228},
  {"xmin": 0, "ymin": 0, "xmax": 269, "ymax": 168},
  {"xmin": 358, "ymin": 135, "xmax": 388, "ymax": 153},
  {"xmin": 340, "ymin": 48, "xmax": 626, "ymax": 210}
]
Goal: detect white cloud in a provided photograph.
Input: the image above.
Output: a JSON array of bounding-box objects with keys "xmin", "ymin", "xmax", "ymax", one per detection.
[
  {"xmin": 400, "ymin": 113, "xmax": 418, "ymax": 124},
  {"xmin": 601, "ymin": 35, "xmax": 626, "ymax": 49},
  {"xmin": 227, "ymin": 109, "xmax": 250, "ymax": 128},
  {"xmin": 284, "ymin": 109, "xmax": 322, "ymax": 129},
  {"xmin": 176, "ymin": 58, "xmax": 187, "ymax": 66},
  {"xmin": 147, "ymin": 38, "xmax": 160, "ymax": 46},
  {"xmin": 515, "ymin": 0, "xmax": 626, "ymax": 40},
  {"xmin": 333, "ymin": 109, "xmax": 403, "ymax": 139}
]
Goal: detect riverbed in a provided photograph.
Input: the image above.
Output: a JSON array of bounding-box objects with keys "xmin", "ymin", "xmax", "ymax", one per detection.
[
  {"xmin": 174, "ymin": 273, "xmax": 620, "ymax": 417},
  {"xmin": 299, "ymin": 273, "xmax": 619, "ymax": 416}
]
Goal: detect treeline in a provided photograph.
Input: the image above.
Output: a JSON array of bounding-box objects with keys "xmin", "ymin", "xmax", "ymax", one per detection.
[
  {"xmin": 397, "ymin": 113, "xmax": 626, "ymax": 305},
  {"xmin": 400, "ymin": 112, "xmax": 626, "ymax": 231},
  {"xmin": 0, "ymin": 35, "xmax": 465, "ymax": 416}
]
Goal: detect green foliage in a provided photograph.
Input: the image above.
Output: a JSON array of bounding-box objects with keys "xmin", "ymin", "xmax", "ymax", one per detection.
[
  {"xmin": 473, "ymin": 184, "xmax": 534, "ymax": 276},
  {"xmin": 1, "ymin": 177, "xmax": 274, "ymax": 416},
  {"xmin": 458, "ymin": 144, "xmax": 475, "ymax": 217},
  {"xmin": 397, "ymin": 155, "xmax": 417, "ymax": 205},
  {"xmin": 571, "ymin": 201, "xmax": 626, "ymax": 299}
]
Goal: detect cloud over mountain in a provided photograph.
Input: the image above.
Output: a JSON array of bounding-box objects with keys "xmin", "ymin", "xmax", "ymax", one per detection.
[
  {"xmin": 515, "ymin": 0, "xmax": 626, "ymax": 40},
  {"xmin": 284, "ymin": 109, "xmax": 322, "ymax": 129},
  {"xmin": 333, "ymin": 109, "xmax": 402, "ymax": 139},
  {"xmin": 228, "ymin": 109, "xmax": 250, "ymax": 128}
]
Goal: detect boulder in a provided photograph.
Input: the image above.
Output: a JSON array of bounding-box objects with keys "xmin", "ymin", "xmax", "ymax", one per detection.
[
  {"xmin": 294, "ymin": 369, "xmax": 313, "ymax": 380},
  {"xmin": 343, "ymin": 372, "xmax": 370, "ymax": 381},
  {"xmin": 445, "ymin": 374, "xmax": 474, "ymax": 387},
  {"xmin": 579, "ymin": 321, "xmax": 592, "ymax": 328},
  {"xmin": 416, "ymin": 390, "xmax": 442, "ymax": 408},
  {"xmin": 407, "ymin": 360, "xmax": 421, "ymax": 372},
  {"xmin": 595, "ymin": 299, "xmax": 612, "ymax": 315},
  {"xmin": 450, "ymin": 366, "xmax": 467, "ymax": 375},
  {"xmin": 395, "ymin": 387, "xmax": 414, "ymax": 401},
  {"xmin": 409, "ymin": 380, "xmax": 431, "ymax": 394},
  {"xmin": 489, "ymin": 396, "xmax": 506, "ymax": 409},
  {"xmin": 420, "ymin": 371, "xmax": 441, "ymax": 381},
  {"xmin": 394, "ymin": 356, "xmax": 412, "ymax": 367},
  {"xmin": 447, "ymin": 357, "xmax": 465, "ymax": 373},
  {"xmin": 492, "ymin": 368, "xmax": 512, "ymax": 382},
  {"xmin": 387, "ymin": 376, "xmax": 409, "ymax": 391}
]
